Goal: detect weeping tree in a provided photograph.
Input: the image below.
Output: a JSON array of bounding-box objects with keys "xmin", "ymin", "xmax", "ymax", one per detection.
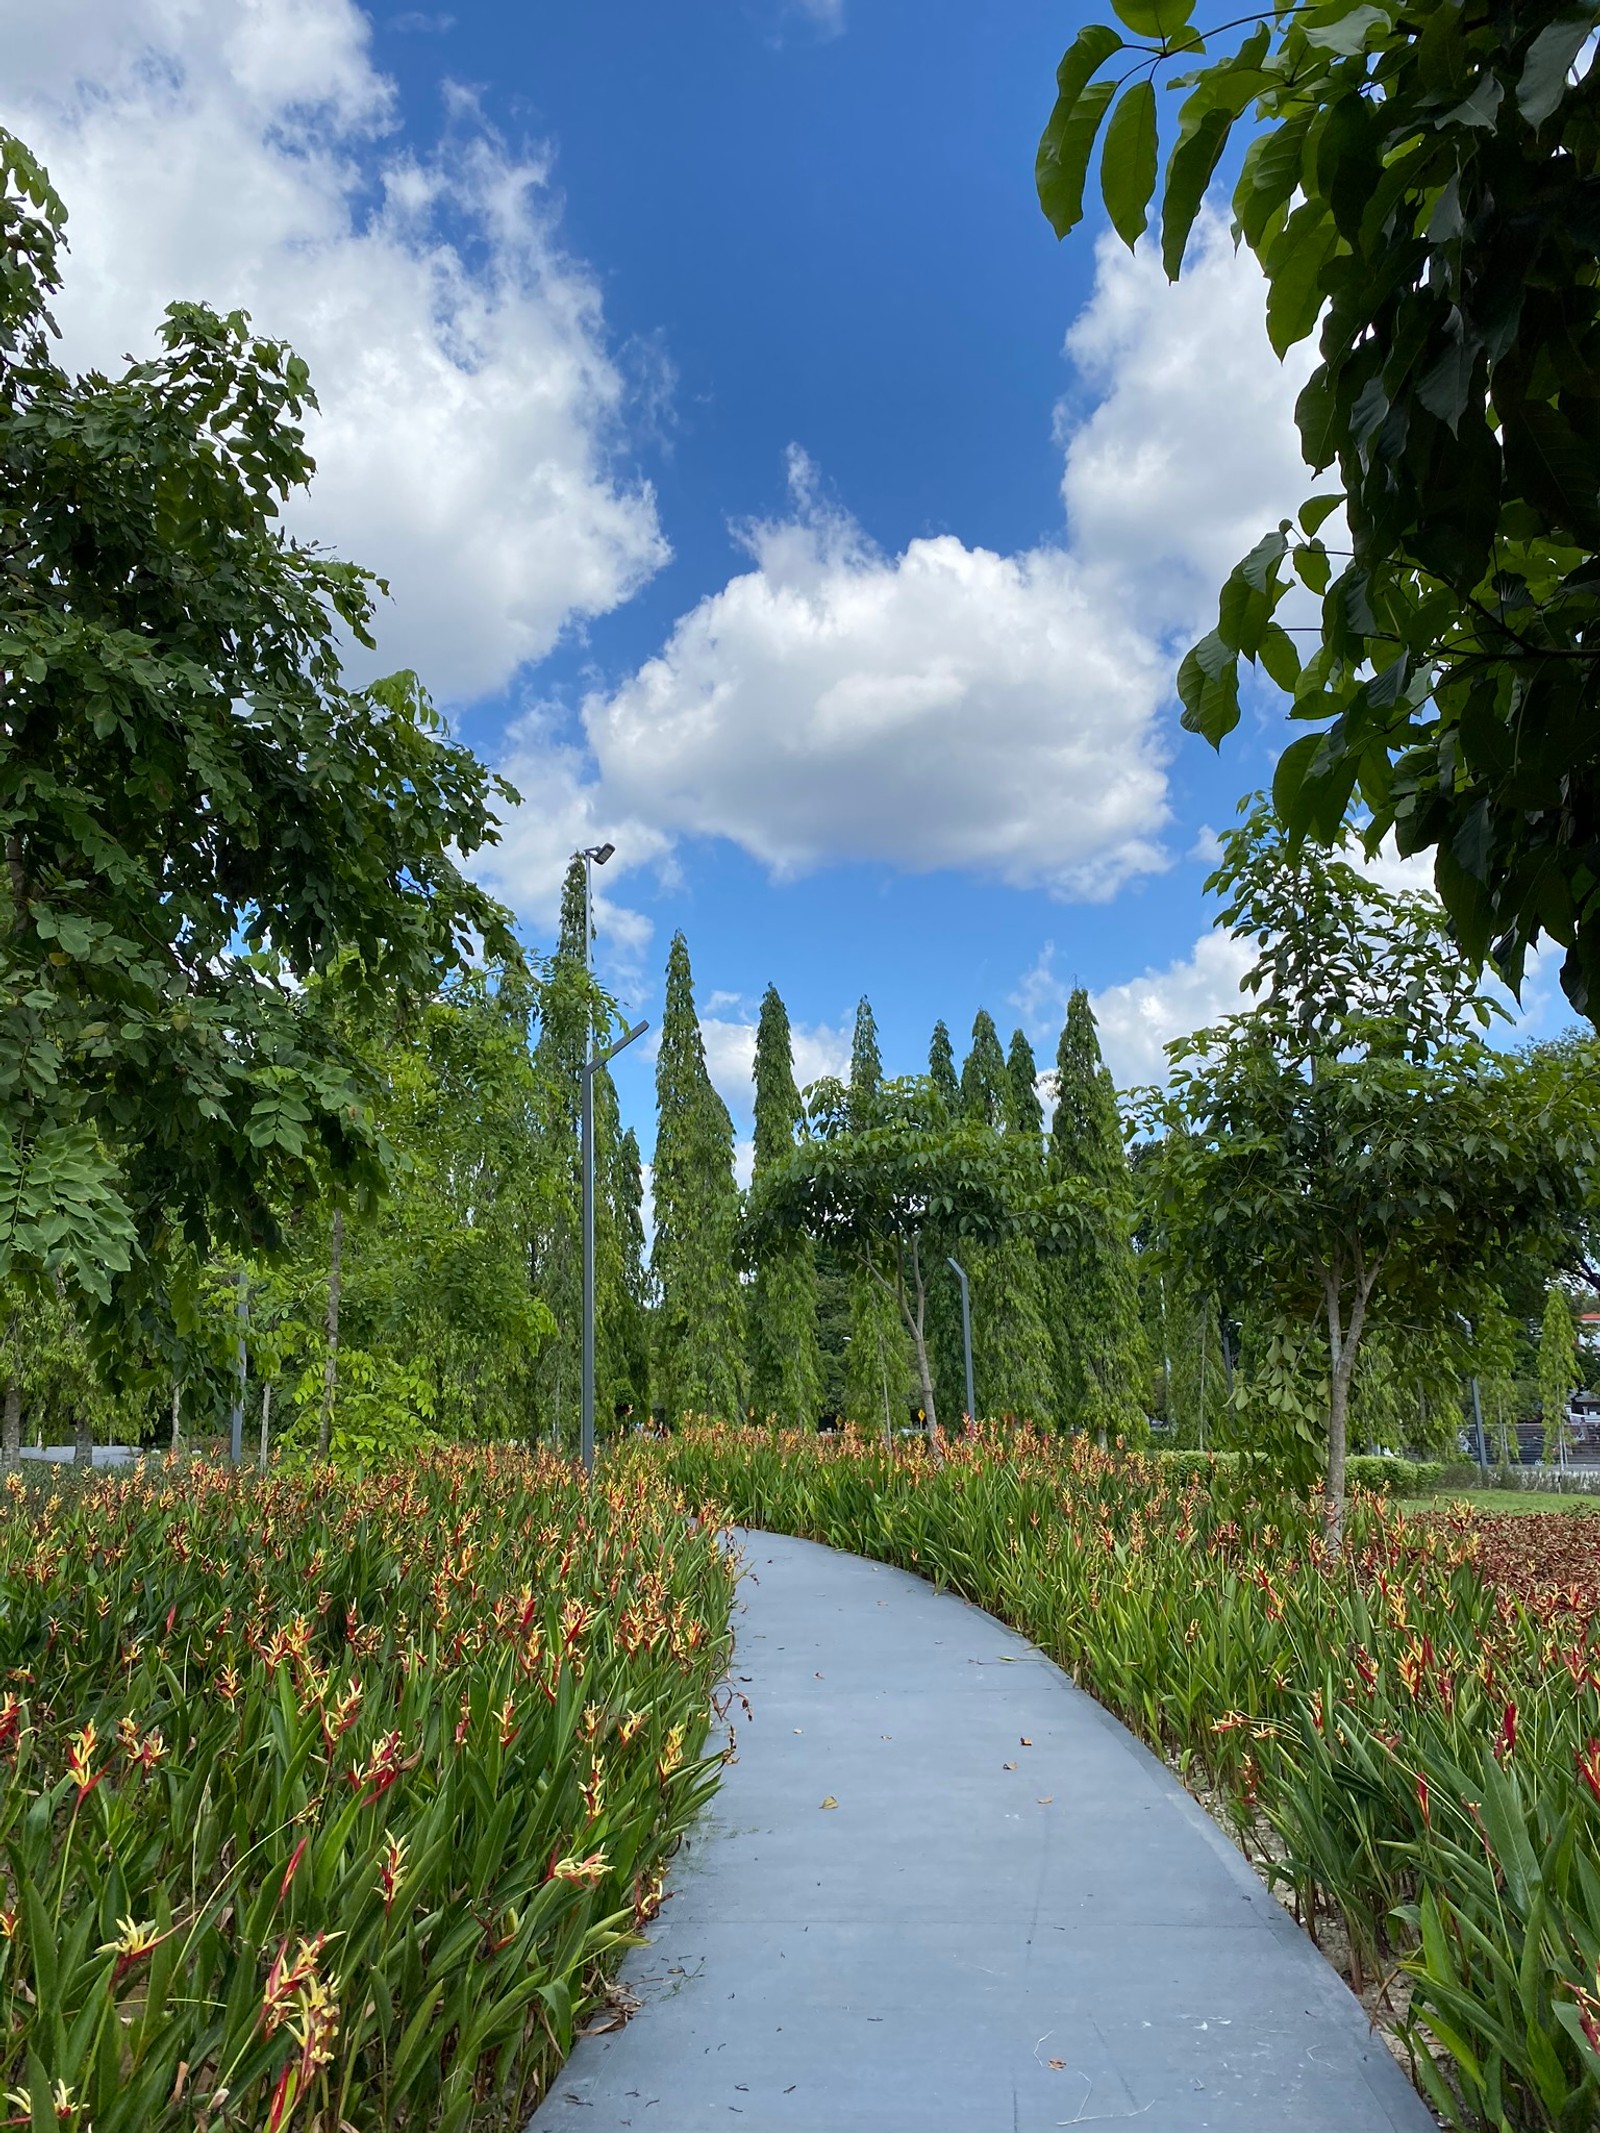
[
  {"xmin": 923, "ymin": 1020, "xmax": 969, "ymax": 1418},
  {"xmin": 1046, "ymin": 990, "xmax": 1146, "ymax": 1442},
  {"xmin": 652, "ymin": 933, "xmax": 744, "ymax": 1423},
  {"xmin": 747, "ymin": 985, "xmax": 824, "ymax": 1428}
]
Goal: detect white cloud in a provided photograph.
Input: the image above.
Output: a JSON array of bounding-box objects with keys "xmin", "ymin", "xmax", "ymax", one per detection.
[
  {"xmin": 577, "ymin": 451, "xmax": 1172, "ymax": 897},
  {"xmin": 4, "ymin": 0, "xmax": 667, "ymax": 704},
  {"xmin": 1060, "ymin": 217, "xmax": 1319, "ymax": 640},
  {"xmin": 698, "ymin": 1011, "xmax": 852, "ymax": 1127},
  {"xmin": 498, "ymin": 220, "xmax": 1320, "ymax": 914},
  {"xmin": 1013, "ymin": 932, "xmax": 1253, "ymax": 1091}
]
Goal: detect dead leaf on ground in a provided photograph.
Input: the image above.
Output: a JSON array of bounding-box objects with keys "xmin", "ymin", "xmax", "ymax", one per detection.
[
  {"xmin": 1037, "ymin": 1795, "xmax": 1054, "ymax": 1805},
  {"xmin": 1020, "ymin": 1737, "xmax": 1032, "ymax": 1746},
  {"xmin": 1048, "ymin": 2058, "xmax": 1066, "ymax": 2071},
  {"xmin": 1003, "ymin": 1761, "xmax": 1017, "ymax": 1771},
  {"xmin": 820, "ymin": 1795, "xmax": 839, "ymax": 1809}
]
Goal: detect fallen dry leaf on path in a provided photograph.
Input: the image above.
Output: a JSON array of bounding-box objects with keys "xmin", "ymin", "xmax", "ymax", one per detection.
[
  {"xmin": 1003, "ymin": 1761, "xmax": 1017, "ymax": 1770},
  {"xmin": 1037, "ymin": 1795, "xmax": 1054, "ymax": 1805},
  {"xmin": 820, "ymin": 1796, "xmax": 838, "ymax": 1809},
  {"xmin": 1020, "ymin": 1737, "xmax": 1032, "ymax": 1746}
]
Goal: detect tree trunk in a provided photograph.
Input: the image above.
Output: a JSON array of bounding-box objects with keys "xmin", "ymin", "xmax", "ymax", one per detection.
[
  {"xmin": 170, "ymin": 1381, "xmax": 183, "ymax": 1467},
  {"xmin": 1322, "ymin": 1259, "xmax": 1377, "ymax": 1556},
  {"xmin": 318, "ymin": 1205, "xmax": 343, "ymax": 1462},
  {"xmin": 2, "ymin": 1379, "xmax": 19, "ymax": 1477},
  {"xmin": 904, "ymin": 1240, "xmax": 940, "ymax": 1456},
  {"xmin": 258, "ymin": 1380, "xmax": 273, "ymax": 1474},
  {"xmin": 72, "ymin": 1409, "xmax": 92, "ymax": 1472}
]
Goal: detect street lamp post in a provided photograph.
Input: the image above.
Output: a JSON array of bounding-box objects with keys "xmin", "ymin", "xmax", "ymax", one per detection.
[
  {"xmin": 946, "ymin": 1256, "xmax": 975, "ymax": 1427},
  {"xmin": 576, "ymin": 841, "xmax": 648, "ymax": 1478}
]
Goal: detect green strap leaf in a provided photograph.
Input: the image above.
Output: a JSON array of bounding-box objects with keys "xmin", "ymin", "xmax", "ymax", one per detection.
[
  {"xmin": 1037, "ymin": 80, "xmax": 1118, "ymax": 238},
  {"xmin": 1101, "ymin": 79, "xmax": 1160, "ymax": 248},
  {"xmin": 1518, "ymin": 13, "xmax": 1595, "ymax": 126},
  {"xmin": 1111, "ymin": 0, "xmax": 1196, "ymax": 35},
  {"xmin": 1161, "ymin": 105, "xmax": 1233, "ymax": 280},
  {"xmin": 1036, "ymin": 27, "xmax": 1125, "ymax": 235}
]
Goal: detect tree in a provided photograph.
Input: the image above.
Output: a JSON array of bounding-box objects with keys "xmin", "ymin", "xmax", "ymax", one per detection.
[
  {"xmin": 747, "ymin": 985, "xmax": 824, "ymax": 1428},
  {"xmin": 531, "ymin": 860, "xmax": 633, "ymax": 1442},
  {"xmin": 923, "ymin": 1020, "xmax": 967, "ymax": 1419},
  {"xmin": 955, "ymin": 1014, "xmax": 1056, "ymax": 1422},
  {"xmin": 1539, "ymin": 1284, "xmax": 1579, "ymax": 1463},
  {"xmin": 745, "ymin": 1075, "xmax": 1080, "ymax": 1446},
  {"xmin": 842, "ymin": 999, "xmax": 912, "ymax": 1426},
  {"xmin": 652, "ymin": 933, "xmax": 743, "ymax": 1423},
  {"xmin": 0, "ymin": 133, "xmax": 516, "ymax": 1349},
  {"xmin": 1144, "ymin": 811, "xmax": 1596, "ymax": 1546},
  {"xmin": 1036, "ymin": 2, "xmax": 1600, "ymax": 1013},
  {"xmin": 1046, "ymin": 990, "xmax": 1146, "ymax": 1442}
]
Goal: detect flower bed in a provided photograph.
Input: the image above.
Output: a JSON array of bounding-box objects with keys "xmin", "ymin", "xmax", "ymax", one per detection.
[
  {"xmin": 654, "ymin": 1423, "xmax": 1600, "ymax": 2132},
  {"xmin": 0, "ymin": 1446, "xmax": 734, "ymax": 2131}
]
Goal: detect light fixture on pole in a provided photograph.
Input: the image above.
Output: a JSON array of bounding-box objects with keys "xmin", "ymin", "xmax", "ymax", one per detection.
[
  {"xmin": 947, "ymin": 1256, "xmax": 975, "ymax": 1428},
  {"xmin": 577, "ymin": 839, "xmax": 646, "ymax": 1477}
]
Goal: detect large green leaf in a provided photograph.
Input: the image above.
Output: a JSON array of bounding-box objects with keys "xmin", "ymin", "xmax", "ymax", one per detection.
[
  {"xmin": 1517, "ymin": 13, "xmax": 1595, "ymax": 126},
  {"xmin": 1100, "ymin": 80, "xmax": 1160, "ymax": 247},
  {"xmin": 1036, "ymin": 28, "xmax": 1126, "ymax": 234},
  {"xmin": 1110, "ymin": 0, "xmax": 1196, "ymax": 36},
  {"xmin": 1161, "ymin": 105, "xmax": 1233, "ymax": 279}
]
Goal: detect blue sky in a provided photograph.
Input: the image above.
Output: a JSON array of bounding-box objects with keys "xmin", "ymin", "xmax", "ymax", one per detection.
[{"xmin": 6, "ymin": 0, "xmax": 1570, "ymax": 1159}]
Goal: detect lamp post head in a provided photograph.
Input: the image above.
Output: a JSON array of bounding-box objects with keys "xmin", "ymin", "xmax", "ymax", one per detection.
[{"xmin": 583, "ymin": 842, "xmax": 616, "ymax": 867}]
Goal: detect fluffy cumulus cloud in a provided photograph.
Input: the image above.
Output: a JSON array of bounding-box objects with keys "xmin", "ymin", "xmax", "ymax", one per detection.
[
  {"xmin": 492, "ymin": 222, "xmax": 1317, "ymax": 921},
  {"xmin": 1061, "ymin": 218, "xmax": 1319, "ymax": 637},
  {"xmin": 579, "ymin": 452, "xmax": 1172, "ymax": 898},
  {"xmin": 1013, "ymin": 933, "xmax": 1252, "ymax": 1092},
  {"xmin": 4, "ymin": 0, "xmax": 667, "ymax": 703}
]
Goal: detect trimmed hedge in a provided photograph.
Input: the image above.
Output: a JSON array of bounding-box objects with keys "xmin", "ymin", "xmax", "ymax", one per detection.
[{"xmin": 1146, "ymin": 1446, "xmax": 1447, "ymax": 1497}]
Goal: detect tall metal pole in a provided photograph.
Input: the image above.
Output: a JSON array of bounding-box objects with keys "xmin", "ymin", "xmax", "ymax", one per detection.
[
  {"xmin": 947, "ymin": 1256, "xmax": 975, "ymax": 1424},
  {"xmin": 581, "ymin": 1045, "xmax": 597, "ymax": 1475},
  {"xmin": 1470, "ymin": 1374, "xmax": 1488, "ymax": 1471}
]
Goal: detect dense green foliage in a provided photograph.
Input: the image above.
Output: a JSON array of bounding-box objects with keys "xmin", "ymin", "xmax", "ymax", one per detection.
[
  {"xmin": 1047, "ymin": 990, "xmax": 1146, "ymax": 1441},
  {"xmin": 0, "ymin": 133, "xmax": 515, "ymax": 1345},
  {"xmin": 1038, "ymin": 0, "xmax": 1600, "ymax": 1014},
  {"xmin": 1143, "ymin": 808, "xmax": 1597, "ymax": 1543},
  {"xmin": 747, "ymin": 986, "xmax": 824, "ymax": 1429},
  {"xmin": 0, "ymin": 1447, "xmax": 733, "ymax": 2129},
  {"xmin": 957, "ymin": 1013, "xmax": 1055, "ymax": 1424},
  {"xmin": 651, "ymin": 935, "xmax": 743, "ymax": 1425}
]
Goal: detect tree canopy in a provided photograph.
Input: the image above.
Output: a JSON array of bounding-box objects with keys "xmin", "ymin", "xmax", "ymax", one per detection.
[
  {"xmin": 0, "ymin": 131, "xmax": 515, "ymax": 1344},
  {"xmin": 1036, "ymin": 0, "xmax": 1600, "ymax": 1013}
]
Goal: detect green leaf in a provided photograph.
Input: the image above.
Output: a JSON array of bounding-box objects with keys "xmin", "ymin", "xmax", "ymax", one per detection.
[
  {"xmin": 1037, "ymin": 81, "xmax": 1117, "ymax": 238},
  {"xmin": 1036, "ymin": 28, "xmax": 1125, "ymax": 235},
  {"xmin": 1101, "ymin": 80, "xmax": 1160, "ymax": 248},
  {"xmin": 1297, "ymin": 493, "xmax": 1342, "ymax": 535},
  {"xmin": 1110, "ymin": 0, "xmax": 1195, "ymax": 37},
  {"xmin": 1177, "ymin": 635, "xmax": 1242, "ymax": 744},
  {"xmin": 1264, "ymin": 203, "xmax": 1337, "ymax": 356},
  {"xmin": 1517, "ymin": 14, "xmax": 1595, "ymax": 126},
  {"xmin": 1301, "ymin": 3, "xmax": 1389, "ymax": 56},
  {"xmin": 1161, "ymin": 106, "xmax": 1233, "ymax": 280}
]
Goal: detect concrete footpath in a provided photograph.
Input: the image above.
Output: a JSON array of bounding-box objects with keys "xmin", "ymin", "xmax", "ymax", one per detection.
[{"xmin": 529, "ymin": 1532, "xmax": 1435, "ymax": 2133}]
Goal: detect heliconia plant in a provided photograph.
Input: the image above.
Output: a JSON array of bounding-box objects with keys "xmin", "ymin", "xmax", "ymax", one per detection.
[
  {"xmin": 656, "ymin": 1422, "xmax": 1600, "ymax": 2132},
  {"xmin": 0, "ymin": 1446, "xmax": 734, "ymax": 2131}
]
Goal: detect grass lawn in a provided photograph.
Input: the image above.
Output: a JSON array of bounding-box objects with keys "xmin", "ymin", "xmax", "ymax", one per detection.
[{"xmin": 1401, "ymin": 1486, "xmax": 1600, "ymax": 1514}]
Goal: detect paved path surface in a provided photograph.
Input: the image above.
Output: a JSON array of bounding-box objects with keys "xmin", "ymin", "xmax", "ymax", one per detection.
[{"xmin": 530, "ymin": 1532, "xmax": 1435, "ymax": 2133}]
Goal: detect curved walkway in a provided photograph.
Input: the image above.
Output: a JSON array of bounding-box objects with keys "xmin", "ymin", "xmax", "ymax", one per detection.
[{"xmin": 530, "ymin": 1532, "xmax": 1435, "ymax": 2133}]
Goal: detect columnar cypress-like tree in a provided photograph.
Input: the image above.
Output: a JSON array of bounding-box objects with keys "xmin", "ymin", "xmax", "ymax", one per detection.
[
  {"xmin": 843, "ymin": 997, "xmax": 914, "ymax": 1425},
  {"xmin": 748, "ymin": 985, "xmax": 823, "ymax": 1428},
  {"xmin": 929, "ymin": 1020, "xmax": 960, "ymax": 1114},
  {"xmin": 530, "ymin": 858, "xmax": 634, "ymax": 1441},
  {"xmin": 652, "ymin": 932, "xmax": 744, "ymax": 1422},
  {"xmin": 1005, "ymin": 1029, "xmax": 1044, "ymax": 1146},
  {"xmin": 1047, "ymin": 988, "xmax": 1146, "ymax": 1442},
  {"xmin": 959, "ymin": 1013, "xmax": 1055, "ymax": 1423},
  {"xmin": 925, "ymin": 1020, "xmax": 967, "ymax": 1416}
]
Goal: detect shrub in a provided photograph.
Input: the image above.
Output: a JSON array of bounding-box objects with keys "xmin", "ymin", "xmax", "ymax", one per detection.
[{"xmin": 0, "ymin": 1446, "xmax": 733, "ymax": 2130}]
